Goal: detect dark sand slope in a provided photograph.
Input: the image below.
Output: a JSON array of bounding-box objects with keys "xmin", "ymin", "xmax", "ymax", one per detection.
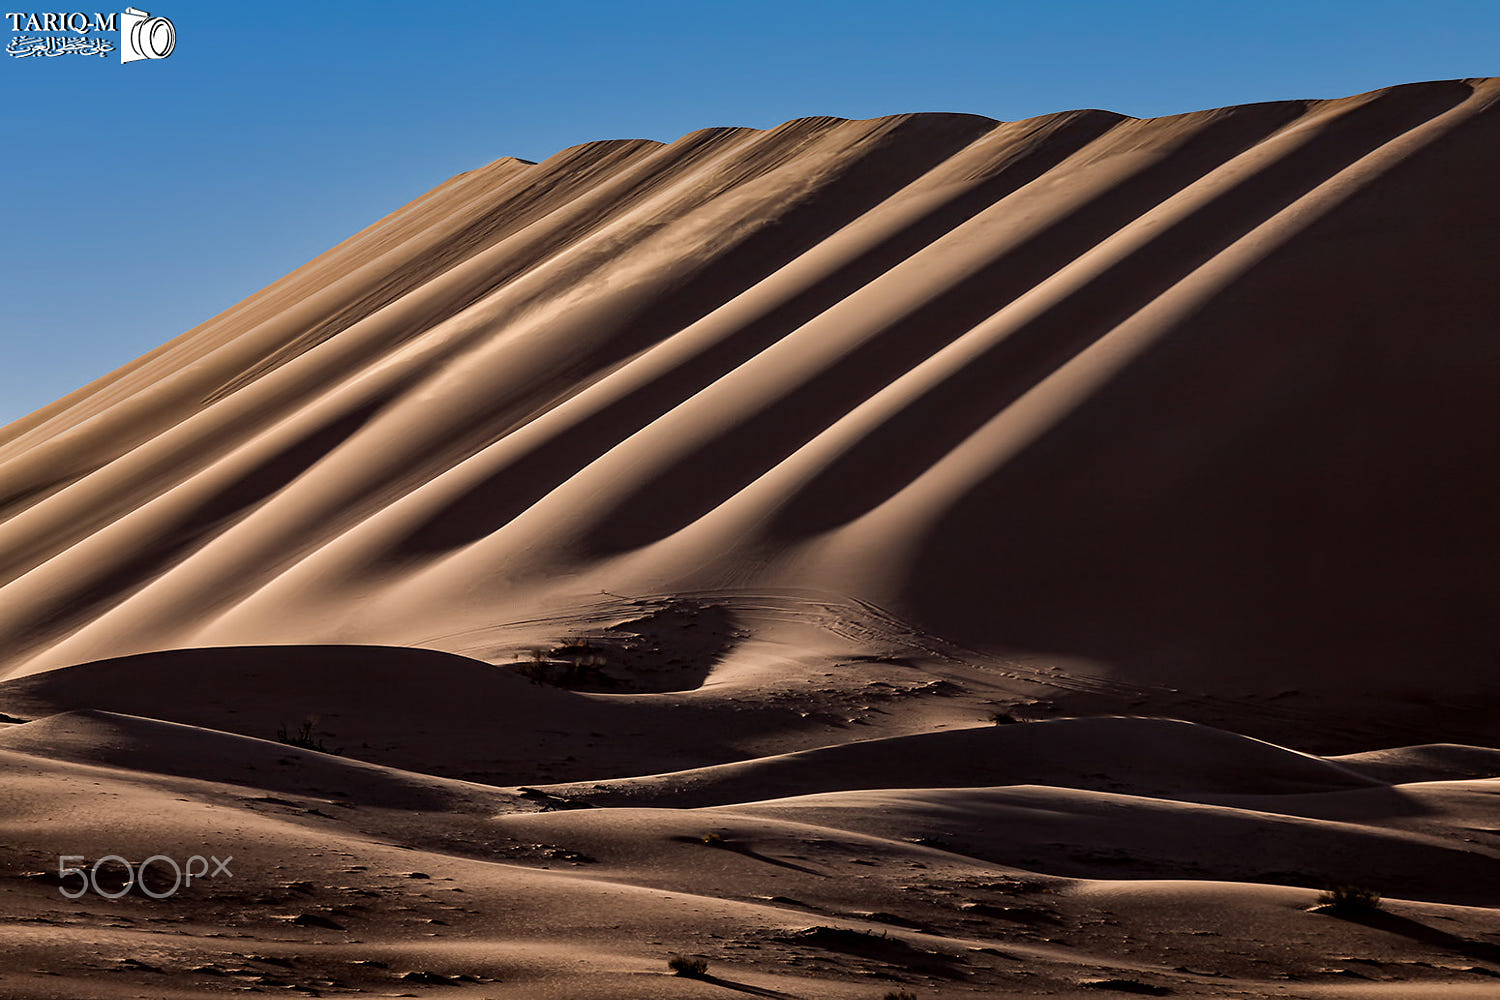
[{"xmin": 2, "ymin": 80, "xmax": 1500, "ymax": 998}]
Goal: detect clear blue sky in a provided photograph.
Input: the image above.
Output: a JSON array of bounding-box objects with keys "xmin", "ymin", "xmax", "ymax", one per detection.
[{"xmin": 1, "ymin": 0, "xmax": 1495, "ymax": 427}]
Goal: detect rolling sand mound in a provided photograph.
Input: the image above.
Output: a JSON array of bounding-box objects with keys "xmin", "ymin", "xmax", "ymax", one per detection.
[
  {"xmin": 713, "ymin": 781, "xmax": 1500, "ymax": 907},
  {"xmin": 0, "ymin": 642, "xmax": 897, "ymax": 783},
  {"xmin": 4, "ymin": 81, "xmax": 1500, "ymax": 997},
  {"xmin": 1333, "ymin": 744, "xmax": 1500, "ymax": 784},
  {"xmin": 3, "ymin": 695, "xmax": 1498, "ymax": 997},
  {"xmin": 0, "ymin": 710, "xmax": 501, "ymax": 810},
  {"xmin": 485, "ymin": 770, "xmax": 1500, "ymax": 908},
  {"xmin": 532, "ymin": 715, "xmax": 1382, "ymax": 808}
]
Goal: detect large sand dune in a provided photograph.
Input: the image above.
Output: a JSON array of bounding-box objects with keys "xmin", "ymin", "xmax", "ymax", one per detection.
[{"xmin": 2, "ymin": 80, "xmax": 1499, "ymax": 998}]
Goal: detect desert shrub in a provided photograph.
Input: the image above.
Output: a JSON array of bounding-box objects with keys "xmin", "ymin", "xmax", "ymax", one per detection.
[
  {"xmin": 513, "ymin": 647, "xmax": 610, "ymax": 688},
  {"xmin": 275, "ymin": 718, "xmax": 341, "ymax": 755},
  {"xmin": 515, "ymin": 651, "xmax": 551, "ymax": 685},
  {"xmin": 1316, "ymin": 883, "xmax": 1381, "ymax": 914},
  {"xmin": 553, "ymin": 639, "xmax": 608, "ymax": 666},
  {"xmin": 667, "ymin": 954, "xmax": 709, "ymax": 978},
  {"xmin": 988, "ymin": 710, "xmax": 1020, "ymax": 724}
]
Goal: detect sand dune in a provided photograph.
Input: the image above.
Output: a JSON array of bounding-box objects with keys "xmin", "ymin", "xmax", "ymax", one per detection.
[
  {"xmin": 0, "ymin": 709, "xmax": 504, "ymax": 810},
  {"xmin": 3, "ymin": 80, "xmax": 1499, "ymax": 997},
  {"xmin": 529, "ymin": 715, "xmax": 1385, "ymax": 808},
  {"xmin": 0, "ymin": 78, "xmax": 1495, "ymax": 723},
  {"xmin": 2, "ymin": 697, "xmax": 1498, "ymax": 997}
]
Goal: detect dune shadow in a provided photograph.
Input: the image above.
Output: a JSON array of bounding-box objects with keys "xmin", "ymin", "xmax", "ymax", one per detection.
[
  {"xmin": 673, "ymin": 835, "xmax": 828, "ymax": 877},
  {"xmin": 724, "ymin": 844, "xmax": 827, "ymax": 878},
  {"xmin": 1332, "ymin": 908, "xmax": 1500, "ymax": 964},
  {"xmin": 694, "ymin": 974, "xmax": 800, "ymax": 998},
  {"xmin": 519, "ymin": 600, "xmax": 740, "ymax": 693},
  {"xmin": 777, "ymin": 925, "xmax": 967, "ymax": 978}
]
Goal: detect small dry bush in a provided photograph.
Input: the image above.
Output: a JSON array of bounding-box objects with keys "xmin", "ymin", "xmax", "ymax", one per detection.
[
  {"xmin": 275, "ymin": 718, "xmax": 341, "ymax": 755},
  {"xmin": 667, "ymin": 954, "xmax": 709, "ymax": 978},
  {"xmin": 1315, "ymin": 883, "xmax": 1381, "ymax": 914}
]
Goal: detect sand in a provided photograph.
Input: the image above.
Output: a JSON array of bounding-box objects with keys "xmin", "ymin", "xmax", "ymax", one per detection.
[{"xmin": 1, "ymin": 78, "xmax": 1498, "ymax": 998}]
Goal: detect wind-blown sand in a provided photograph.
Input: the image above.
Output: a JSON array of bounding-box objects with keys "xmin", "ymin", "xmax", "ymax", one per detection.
[{"xmin": 1, "ymin": 79, "xmax": 1498, "ymax": 998}]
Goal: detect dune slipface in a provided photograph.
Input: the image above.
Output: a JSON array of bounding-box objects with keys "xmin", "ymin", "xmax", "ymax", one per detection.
[{"xmin": 2, "ymin": 82, "xmax": 1500, "ymax": 1000}]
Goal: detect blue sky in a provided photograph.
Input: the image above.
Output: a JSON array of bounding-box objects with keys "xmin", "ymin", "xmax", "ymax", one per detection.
[{"xmin": 1, "ymin": 0, "xmax": 1496, "ymax": 428}]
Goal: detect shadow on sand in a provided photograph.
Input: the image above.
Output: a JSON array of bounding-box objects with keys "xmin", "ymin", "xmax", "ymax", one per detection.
[
  {"xmin": 1329, "ymin": 908, "xmax": 1500, "ymax": 965},
  {"xmin": 690, "ymin": 973, "xmax": 801, "ymax": 997}
]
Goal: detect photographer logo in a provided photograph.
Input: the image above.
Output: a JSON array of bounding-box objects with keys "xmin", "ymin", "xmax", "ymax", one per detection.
[
  {"xmin": 5, "ymin": 7, "xmax": 175, "ymax": 61},
  {"xmin": 119, "ymin": 5, "xmax": 172, "ymax": 60}
]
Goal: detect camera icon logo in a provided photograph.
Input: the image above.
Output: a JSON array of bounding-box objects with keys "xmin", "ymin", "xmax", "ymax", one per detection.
[{"xmin": 120, "ymin": 6, "xmax": 174, "ymax": 62}]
